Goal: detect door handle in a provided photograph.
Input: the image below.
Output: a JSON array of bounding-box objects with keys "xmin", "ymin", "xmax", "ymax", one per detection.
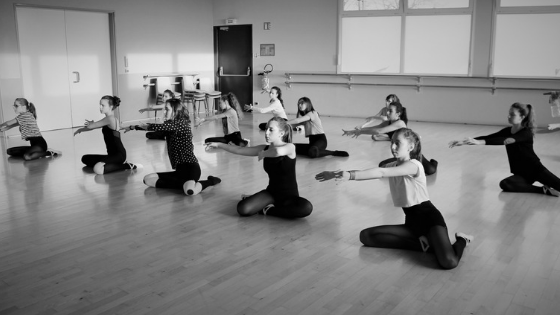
[
  {"xmin": 219, "ymin": 67, "xmax": 251, "ymax": 77},
  {"xmin": 73, "ymin": 71, "xmax": 80, "ymax": 83}
]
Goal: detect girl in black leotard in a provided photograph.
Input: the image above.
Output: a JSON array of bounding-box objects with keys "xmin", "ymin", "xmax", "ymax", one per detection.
[
  {"xmin": 287, "ymin": 97, "xmax": 348, "ymax": 158},
  {"xmin": 450, "ymin": 102, "xmax": 560, "ymax": 196},
  {"xmin": 0, "ymin": 98, "xmax": 60, "ymax": 160},
  {"xmin": 74, "ymin": 95, "xmax": 141, "ymax": 175},
  {"xmin": 206, "ymin": 117, "xmax": 313, "ymax": 218},
  {"xmin": 125, "ymin": 99, "xmax": 221, "ymax": 195},
  {"xmin": 196, "ymin": 92, "xmax": 249, "ymax": 147}
]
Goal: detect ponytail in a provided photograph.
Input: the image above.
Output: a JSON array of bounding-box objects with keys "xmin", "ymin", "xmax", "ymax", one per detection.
[
  {"xmin": 15, "ymin": 98, "xmax": 37, "ymax": 118},
  {"xmin": 223, "ymin": 92, "xmax": 244, "ymax": 120},
  {"xmin": 511, "ymin": 102, "xmax": 536, "ymax": 136}
]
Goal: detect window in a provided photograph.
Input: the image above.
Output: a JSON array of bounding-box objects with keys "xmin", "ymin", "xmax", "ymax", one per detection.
[
  {"xmin": 492, "ymin": 0, "xmax": 560, "ymax": 77},
  {"xmin": 338, "ymin": 0, "xmax": 473, "ymax": 75}
]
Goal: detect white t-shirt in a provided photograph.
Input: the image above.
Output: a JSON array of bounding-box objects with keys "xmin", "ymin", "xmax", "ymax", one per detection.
[
  {"xmin": 385, "ymin": 159, "xmax": 430, "ymax": 208},
  {"xmin": 252, "ymin": 99, "xmax": 287, "ymax": 119}
]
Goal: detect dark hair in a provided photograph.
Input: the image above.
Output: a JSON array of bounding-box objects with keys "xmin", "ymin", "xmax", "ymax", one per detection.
[
  {"xmin": 101, "ymin": 95, "xmax": 121, "ymax": 109},
  {"xmin": 220, "ymin": 92, "xmax": 244, "ymax": 120},
  {"xmin": 389, "ymin": 102, "xmax": 408, "ymax": 125},
  {"xmin": 166, "ymin": 98, "xmax": 189, "ymax": 122},
  {"xmin": 163, "ymin": 89, "xmax": 175, "ymax": 99},
  {"xmin": 391, "ymin": 128, "xmax": 422, "ymax": 162},
  {"xmin": 545, "ymin": 91, "xmax": 560, "ymax": 102},
  {"xmin": 385, "ymin": 94, "xmax": 400, "ymax": 104},
  {"xmin": 296, "ymin": 97, "xmax": 316, "ymax": 117},
  {"xmin": 270, "ymin": 86, "xmax": 284, "ymax": 108},
  {"xmin": 266, "ymin": 116, "xmax": 292, "ymax": 143},
  {"xmin": 15, "ymin": 98, "xmax": 37, "ymax": 119},
  {"xmin": 511, "ymin": 102, "xmax": 536, "ymax": 136}
]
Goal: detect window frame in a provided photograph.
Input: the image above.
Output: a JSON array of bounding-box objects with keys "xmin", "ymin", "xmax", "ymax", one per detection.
[{"xmin": 338, "ymin": 0, "xmax": 475, "ymax": 76}]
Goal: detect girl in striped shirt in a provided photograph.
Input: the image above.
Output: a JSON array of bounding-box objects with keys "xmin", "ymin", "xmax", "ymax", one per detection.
[{"xmin": 0, "ymin": 98, "xmax": 60, "ymax": 160}]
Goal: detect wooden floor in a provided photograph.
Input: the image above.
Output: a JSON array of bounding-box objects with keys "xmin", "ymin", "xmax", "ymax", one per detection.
[{"xmin": 1, "ymin": 113, "xmax": 560, "ymax": 315}]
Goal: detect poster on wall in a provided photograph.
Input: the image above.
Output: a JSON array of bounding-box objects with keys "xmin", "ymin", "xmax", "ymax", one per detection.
[{"xmin": 260, "ymin": 44, "xmax": 275, "ymax": 56}]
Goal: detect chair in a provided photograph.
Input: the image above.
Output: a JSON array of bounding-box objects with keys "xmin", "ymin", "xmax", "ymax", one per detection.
[{"xmin": 199, "ymin": 77, "xmax": 221, "ymax": 115}]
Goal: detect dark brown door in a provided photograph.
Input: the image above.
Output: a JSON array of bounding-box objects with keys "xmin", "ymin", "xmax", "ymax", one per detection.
[{"xmin": 214, "ymin": 25, "xmax": 253, "ymax": 107}]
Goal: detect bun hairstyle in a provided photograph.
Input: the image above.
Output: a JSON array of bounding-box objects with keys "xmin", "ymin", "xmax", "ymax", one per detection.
[
  {"xmin": 392, "ymin": 128, "xmax": 422, "ymax": 162},
  {"xmin": 296, "ymin": 97, "xmax": 316, "ymax": 118},
  {"xmin": 221, "ymin": 92, "xmax": 244, "ymax": 120},
  {"xmin": 385, "ymin": 94, "xmax": 400, "ymax": 104},
  {"xmin": 511, "ymin": 102, "xmax": 536, "ymax": 136},
  {"xmin": 389, "ymin": 101, "xmax": 408, "ymax": 125},
  {"xmin": 101, "ymin": 95, "xmax": 121, "ymax": 109},
  {"xmin": 267, "ymin": 116, "xmax": 292, "ymax": 143},
  {"xmin": 15, "ymin": 98, "xmax": 37, "ymax": 119},
  {"xmin": 270, "ymin": 86, "xmax": 284, "ymax": 108},
  {"xmin": 166, "ymin": 98, "xmax": 189, "ymax": 121}
]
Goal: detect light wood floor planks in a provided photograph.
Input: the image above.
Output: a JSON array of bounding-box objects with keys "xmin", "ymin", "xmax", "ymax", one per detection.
[{"xmin": 1, "ymin": 113, "xmax": 560, "ymax": 315}]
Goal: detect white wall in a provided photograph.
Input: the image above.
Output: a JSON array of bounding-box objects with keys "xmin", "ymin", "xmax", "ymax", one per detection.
[{"xmin": 0, "ymin": 0, "xmax": 214, "ymax": 125}]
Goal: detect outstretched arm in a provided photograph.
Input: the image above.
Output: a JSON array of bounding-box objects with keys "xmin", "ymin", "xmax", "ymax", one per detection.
[
  {"xmin": 0, "ymin": 118, "xmax": 18, "ymax": 132},
  {"xmin": 316, "ymin": 160, "xmax": 418, "ymax": 182},
  {"xmin": 139, "ymin": 104, "xmax": 165, "ymax": 113},
  {"xmin": 195, "ymin": 112, "xmax": 228, "ymax": 127},
  {"xmin": 257, "ymin": 143, "xmax": 296, "ymax": 160},
  {"xmin": 206, "ymin": 142, "xmax": 267, "ymax": 157},
  {"xmin": 287, "ymin": 115, "xmax": 310, "ymax": 127}
]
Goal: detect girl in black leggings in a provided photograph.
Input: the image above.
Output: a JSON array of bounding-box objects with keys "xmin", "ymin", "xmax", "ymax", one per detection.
[
  {"xmin": 450, "ymin": 102, "xmax": 560, "ymax": 196},
  {"xmin": 206, "ymin": 117, "xmax": 313, "ymax": 218},
  {"xmin": 287, "ymin": 97, "xmax": 348, "ymax": 158},
  {"xmin": 126, "ymin": 99, "xmax": 220, "ymax": 195},
  {"xmin": 1, "ymin": 98, "xmax": 60, "ymax": 160},
  {"xmin": 317, "ymin": 128, "xmax": 472, "ymax": 270},
  {"xmin": 74, "ymin": 95, "xmax": 141, "ymax": 175},
  {"xmin": 196, "ymin": 92, "xmax": 249, "ymax": 147}
]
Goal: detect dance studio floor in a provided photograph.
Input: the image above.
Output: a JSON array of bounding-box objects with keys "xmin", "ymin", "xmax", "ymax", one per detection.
[{"xmin": 1, "ymin": 113, "xmax": 559, "ymax": 315}]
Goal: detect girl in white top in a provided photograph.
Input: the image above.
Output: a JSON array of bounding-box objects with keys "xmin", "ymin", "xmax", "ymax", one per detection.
[
  {"xmin": 245, "ymin": 86, "xmax": 288, "ymax": 130},
  {"xmin": 287, "ymin": 97, "xmax": 349, "ymax": 158},
  {"xmin": 197, "ymin": 92, "xmax": 249, "ymax": 147},
  {"xmin": 0, "ymin": 98, "xmax": 60, "ymax": 160},
  {"xmin": 316, "ymin": 128, "xmax": 473, "ymax": 270}
]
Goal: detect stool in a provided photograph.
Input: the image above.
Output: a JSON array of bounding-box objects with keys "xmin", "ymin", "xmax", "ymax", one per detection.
[
  {"xmin": 205, "ymin": 91, "xmax": 221, "ymax": 114},
  {"xmin": 192, "ymin": 92, "xmax": 209, "ymax": 118}
]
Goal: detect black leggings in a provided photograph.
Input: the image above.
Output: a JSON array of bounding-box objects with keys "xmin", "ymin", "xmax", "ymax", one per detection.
[
  {"xmin": 237, "ymin": 190, "xmax": 313, "ymax": 218},
  {"xmin": 146, "ymin": 131, "xmax": 165, "ymax": 140},
  {"xmin": 205, "ymin": 131, "xmax": 246, "ymax": 146},
  {"xmin": 81, "ymin": 153, "xmax": 130, "ymax": 174},
  {"xmin": 155, "ymin": 162, "xmax": 213, "ymax": 190},
  {"xmin": 379, "ymin": 154, "xmax": 438, "ymax": 175},
  {"xmin": 7, "ymin": 137, "xmax": 49, "ymax": 161},
  {"xmin": 294, "ymin": 134, "xmax": 339, "ymax": 158},
  {"xmin": 259, "ymin": 118, "xmax": 288, "ymax": 131},
  {"xmin": 500, "ymin": 168, "xmax": 560, "ymax": 194}
]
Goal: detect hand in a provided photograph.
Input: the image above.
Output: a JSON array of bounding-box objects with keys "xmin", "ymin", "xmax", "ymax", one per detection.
[
  {"xmin": 139, "ymin": 108, "xmax": 147, "ymax": 114},
  {"xmin": 343, "ymin": 129, "xmax": 361, "ymax": 138},
  {"xmin": 258, "ymin": 150, "xmax": 265, "ymax": 161},
  {"xmin": 315, "ymin": 170, "xmax": 344, "ymax": 182},
  {"xmin": 503, "ymin": 137, "xmax": 515, "ymax": 145},
  {"xmin": 121, "ymin": 125, "xmax": 134, "ymax": 133},
  {"xmin": 84, "ymin": 119, "xmax": 94, "ymax": 126},
  {"xmin": 74, "ymin": 128, "xmax": 82, "ymax": 136},
  {"xmin": 244, "ymin": 104, "xmax": 252, "ymax": 111},
  {"xmin": 194, "ymin": 117, "xmax": 205, "ymax": 128},
  {"xmin": 204, "ymin": 142, "xmax": 220, "ymax": 150},
  {"xmin": 448, "ymin": 140, "xmax": 464, "ymax": 148}
]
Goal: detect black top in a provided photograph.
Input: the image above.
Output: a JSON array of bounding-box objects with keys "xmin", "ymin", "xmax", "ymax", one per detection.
[
  {"xmin": 475, "ymin": 127, "xmax": 544, "ymax": 179},
  {"xmin": 263, "ymin": 146, "xmax": 299, "ymax": 201},
  {"xmin": 102, "ymin": 125, "xmax": 126, "ymax": 160},
  {"xmin": 148, "ymin": 119, "xmax": 198, "ymax": 169}
]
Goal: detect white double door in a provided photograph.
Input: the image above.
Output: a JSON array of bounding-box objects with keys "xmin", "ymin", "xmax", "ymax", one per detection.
[{"xmin": 17, "ymin": 7, "xmax": 113, "ymax": 131}]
